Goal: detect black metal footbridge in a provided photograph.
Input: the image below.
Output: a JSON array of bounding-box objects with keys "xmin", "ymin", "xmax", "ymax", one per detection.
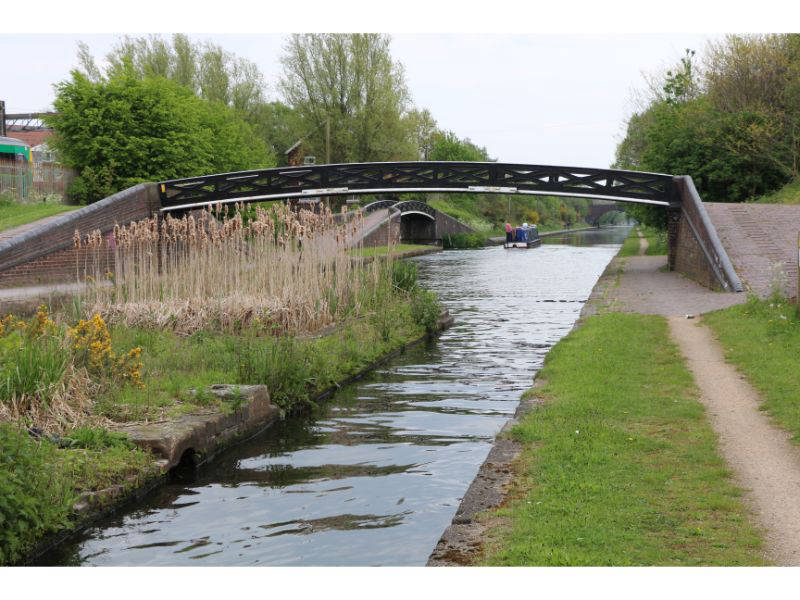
[{"xmin": 158, "ymin": 161, "xmax": 676, "ymax": 212}]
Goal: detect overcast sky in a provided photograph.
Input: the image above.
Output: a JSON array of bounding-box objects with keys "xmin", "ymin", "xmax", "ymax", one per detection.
[{"xmin": 1, "ymin": 33, "xmax": 716, "ymax": 168}]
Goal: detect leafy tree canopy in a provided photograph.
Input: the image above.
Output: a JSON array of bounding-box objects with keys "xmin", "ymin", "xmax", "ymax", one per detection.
[{"xmin": 46, "ymin": 69, "xmax": 272, "ymax": 204}]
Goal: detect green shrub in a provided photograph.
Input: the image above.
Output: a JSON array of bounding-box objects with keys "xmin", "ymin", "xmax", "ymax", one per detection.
[{"xmin": 0, "ymin": 425, "xmax": 75, "ymax": 565}]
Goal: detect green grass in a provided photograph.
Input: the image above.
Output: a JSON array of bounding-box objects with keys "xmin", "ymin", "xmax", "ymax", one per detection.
[
  {"xmin": 704, "ymin": 297, "xmax": 800, "ymax": 442},
  {"xmin": 752, "ymin": 177, "xmax": 800, "ymax": 204},
  {"xmin": 351, "ymin": 244, "xmax": 432, "ymax": 258},
  {"xmin": 478, "ymin": 312, "xmax": 764, "ymax": 566},
  {"xmin": 618, "ymin": 226, "xmax": 667, "ymax": 257},
  {"xmin": 97, "ymin": 291, "xmax": 432, "ymax": 421},
  {"xmin": 0, "ymin": 200, "xmax": 76, "ymax": 233}
]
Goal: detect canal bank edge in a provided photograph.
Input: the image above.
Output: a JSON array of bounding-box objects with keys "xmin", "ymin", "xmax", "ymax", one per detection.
[
  {"xmin": 426, "ymin": 238, "xmax": 630, "ymax": 565},
  {"xmin": 22, "ymin": 309, "xmax": 455, "ymax": 566}
]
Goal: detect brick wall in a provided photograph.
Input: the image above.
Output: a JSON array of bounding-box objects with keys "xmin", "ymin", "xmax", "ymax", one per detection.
[
  {"xmin": 0, "ymin": 183, "xmax": 159, "ymax": 288},
  {"xmin": 360, "ymin": 214, "xmax": 401, "ymax": 247},
  {"xmin": 669, "ymin": 176, "xmax": 741, "ymax": 292},
  {"xmin": 672, "ymin": 214, "xmax": 720, "ymax": 290},
  {"xmin": 435, "ymin": 211, "xmax": 474, "ymax": 238}
]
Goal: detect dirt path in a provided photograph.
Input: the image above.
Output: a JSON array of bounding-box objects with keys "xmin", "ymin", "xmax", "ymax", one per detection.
[
  {"xmin": 669, "ymin": 316, "xmax": 800, "ymax": 566},
  {"xmin": 637, "ymin": 228, "xmax": 648, "ymax": 255}
]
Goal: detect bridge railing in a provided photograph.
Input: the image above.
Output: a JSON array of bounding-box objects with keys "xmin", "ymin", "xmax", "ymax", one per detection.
[{"xmin": 157, "ymin": 162, "xmax": 677, "ymax": 212}]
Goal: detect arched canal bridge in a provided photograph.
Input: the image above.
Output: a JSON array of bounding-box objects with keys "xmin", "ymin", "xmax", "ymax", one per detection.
[{"xmin": 0, "ymin": 162, "xmax": 745, "ymax": 293}]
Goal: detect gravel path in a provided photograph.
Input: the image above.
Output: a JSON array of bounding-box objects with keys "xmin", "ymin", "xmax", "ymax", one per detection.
[{"xmin": 669, "ymin": 316, "xmax": 800, "ymax": 566}]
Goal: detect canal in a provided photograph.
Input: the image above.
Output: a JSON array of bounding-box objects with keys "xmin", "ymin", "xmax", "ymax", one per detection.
[{"xmin": 41, "ymin": 226, "xmax": 630, "ymax": 566}]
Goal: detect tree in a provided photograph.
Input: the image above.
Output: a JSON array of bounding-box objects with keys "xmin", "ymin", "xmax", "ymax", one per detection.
[
  {"xmin": 278, "ymin": 33, "xmax": 416, "ymax": 163},
  {"xmin": 428, "ymin": 131, "xmax": 491, "ymax": 162},
  {"xmin": 404, "ymin": 108, "xmax": 438, "ymax": 160},
  {"xmin": 46, "ymin": 70, "xmax": 272, "ymax": 204},
  {"xmin": 613, "ymin": 36, "xmax": 800, "ymax": 226},
  {"xmin": 97, "ymin": 34, "xmax": 268, "ymax": 117},
  {"xmin": 248, "ymin": 101, "xmax": 305, "ymax": 164}
]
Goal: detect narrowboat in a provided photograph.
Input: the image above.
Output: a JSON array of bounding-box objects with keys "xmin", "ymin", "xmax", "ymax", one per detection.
[{"xmin": 505, "ymin": 224, "xmax": 541, "ymax": 249}]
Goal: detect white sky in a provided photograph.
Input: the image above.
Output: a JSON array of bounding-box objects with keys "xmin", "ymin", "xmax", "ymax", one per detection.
[
  {"xmin": 1, "ymin": 0, "xmax": 791, "ymax": 170},
  {"xmin": 0, "ymin": 33, "xmax": 714, "ymax": 168}
]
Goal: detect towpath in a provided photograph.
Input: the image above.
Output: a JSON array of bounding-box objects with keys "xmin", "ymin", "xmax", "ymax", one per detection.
[{"xmin": 597, "ymin": 254, "xmax": 800, "ymax": 565}]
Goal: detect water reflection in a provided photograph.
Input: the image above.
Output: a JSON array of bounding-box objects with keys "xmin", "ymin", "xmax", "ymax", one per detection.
[{"xmin": 41, "ymin": 227, "xmax": 630, "ymax": 566}]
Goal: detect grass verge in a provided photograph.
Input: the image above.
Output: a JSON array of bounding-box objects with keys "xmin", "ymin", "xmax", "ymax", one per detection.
[
  {"xmin": 0, "ymin": 200, "xmax": 76, "ymax": 233},
  {"xmin": 618, "ymin": 226, "xmax": 667, "ymax": 257},
  {"xmin": 351, "ymin": 244, "xmax": 432, "ymax": 258},
  {"xmin": 478, "ymin": 312, "xmax": 764, "ymax": 566},
  {"xmin": 704, "ymin": 296, "xmax": 800, "ymax": 442}
]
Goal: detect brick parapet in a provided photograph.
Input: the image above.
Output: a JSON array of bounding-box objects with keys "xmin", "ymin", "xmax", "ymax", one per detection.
[{"xmin": 0, "ymin": 183, "xmax": 159, "ymax": 289}]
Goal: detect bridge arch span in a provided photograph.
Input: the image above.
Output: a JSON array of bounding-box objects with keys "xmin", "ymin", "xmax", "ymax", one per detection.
[{"xmin": 158, "ymin": 161, "xmax": 675, "ymax": 213}]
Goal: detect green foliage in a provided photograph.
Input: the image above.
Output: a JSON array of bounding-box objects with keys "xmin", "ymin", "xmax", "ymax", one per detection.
[
  {"xmin": 428, "ymin": 130, "xmax": 491, "ymax": 162},
  {"xmin": 442, "ymin": 232, "xmax": 486, "ymax": 249},
  {"xmin": 615, "ymin": 35, "xmax": 800, "ymax": 209},
  {"xmin": 279, "ymin": 34, "xmax": 418, "ymax": 162},
  {"xmin": 236, "ymin": 336, "xmax": 313, "ymax": 410},
  {"xmin": 0, "ymin": 425, "xmax": 75, "ymax": 565},
  {"xmin": 60, "ymin": 427, "xmax": 134, "ymax": 450},
  {"xmin": 480, "ymin": 313, "xmax": 764, "ymax": 566},
  {"xmin": 410, "ymin": 289, "xmax": 441, "ymax": 335},
  {"xmin": 753, "ymin": 176, "xmax": 800, "ymax": 204},
  {"xmin": 0, "ymin": 330, "xmax": 69, "ymax": 407},
  {"xmin": 391, "ymin": 260, "xmax": 419, "ymax": 293},
  {"xmin": 46, "ymin": 70, "xmax": 273, "ymax": 204}
]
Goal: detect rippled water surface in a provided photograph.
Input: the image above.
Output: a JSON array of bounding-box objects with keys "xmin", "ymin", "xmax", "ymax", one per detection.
[{"xmin": 42, "ymin": 227, "xmax": 630, "ymax": 566}]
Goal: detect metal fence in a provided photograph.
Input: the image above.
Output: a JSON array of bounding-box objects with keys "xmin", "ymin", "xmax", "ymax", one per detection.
[{"xmin": 0, "ymin": 162, "xmax": 76, "ymax": 201}]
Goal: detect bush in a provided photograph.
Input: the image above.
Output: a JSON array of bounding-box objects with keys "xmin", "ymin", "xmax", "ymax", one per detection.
[
  {"xmin": 0, "ymin": 425, "xmax": 75, "ymax": 565},
  {"xmin": 46, "ymin": 71, "xmax": 274, "ymax": 203}
]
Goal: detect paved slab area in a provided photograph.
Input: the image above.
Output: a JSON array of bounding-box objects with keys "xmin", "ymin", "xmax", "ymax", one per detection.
[
  {"xmin": 705, "ymin": 202, "xmax": 800, "ymax": 298},
  {"xmin": 669, "ymin": 316, "xmax": 800, "ymax": 566},
  {"xmin": 586, "ymin": 255, "xmax": 747, "ymax": 317}
]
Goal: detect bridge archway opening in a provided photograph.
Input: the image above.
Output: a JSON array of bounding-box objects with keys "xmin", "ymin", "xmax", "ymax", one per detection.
[{"xmin": 400, "ymin": 211, "xmax": 436, "ymax": 243}]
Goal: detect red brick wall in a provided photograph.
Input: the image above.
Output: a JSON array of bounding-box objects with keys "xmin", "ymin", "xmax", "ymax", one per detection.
[
  {"xmin": 0, "ymin": 183, "xmax": 159, "ymax": 288},
  {"xmin": 360, "ymin": 215, "xmax": 401, "ymax": 247},
  {"xmin": 673, "ymin": 215, "xmax": 720, "ymax": 290}
]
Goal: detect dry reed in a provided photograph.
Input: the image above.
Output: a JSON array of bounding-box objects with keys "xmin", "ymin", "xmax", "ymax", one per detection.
[{"xmin": 79, "ymin": 203, "xmax": 386, "ymax": 335}]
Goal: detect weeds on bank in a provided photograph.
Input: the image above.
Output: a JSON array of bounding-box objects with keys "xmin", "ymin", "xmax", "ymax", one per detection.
[
  {"xmin": 704, "ymin": 295, "xmax": 800, "ymax": 442},
  {"xmin": 0, "ymin": 307, "xmax": 142, "ymax": 434},
  {"xmin": 479, "ymin": 313, "xmax": 764, "ymax": 566}
]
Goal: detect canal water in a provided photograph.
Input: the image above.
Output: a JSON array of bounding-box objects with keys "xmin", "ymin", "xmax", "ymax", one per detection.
[{"xmin": 42, "ymin": 226, "xmax": 630, "ymax": 566}]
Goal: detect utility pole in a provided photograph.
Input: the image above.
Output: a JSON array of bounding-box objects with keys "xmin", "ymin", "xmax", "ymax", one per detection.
[
  {"xmin": 0, "ymin": 101, "xmax": 6, "ymax": 137},
  {"xmin": 325, "ymin": 117, "xmax": 331, "ymax": 164}
]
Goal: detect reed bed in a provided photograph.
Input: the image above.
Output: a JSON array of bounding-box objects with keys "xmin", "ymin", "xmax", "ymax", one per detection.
[{"xmin": 78, "ymin": 204, "xmax": 387, "ymax": 335}]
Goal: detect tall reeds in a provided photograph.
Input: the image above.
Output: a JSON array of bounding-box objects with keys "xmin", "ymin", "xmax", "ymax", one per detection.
[{"xmin": 79, "ymin": 203, "xmax": 387, "ymax": 335}]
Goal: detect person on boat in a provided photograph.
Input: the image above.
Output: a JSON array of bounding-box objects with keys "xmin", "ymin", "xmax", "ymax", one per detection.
[{"xmin": 505, "ymin": 222, "xmax": 513, "ymax": 247}]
